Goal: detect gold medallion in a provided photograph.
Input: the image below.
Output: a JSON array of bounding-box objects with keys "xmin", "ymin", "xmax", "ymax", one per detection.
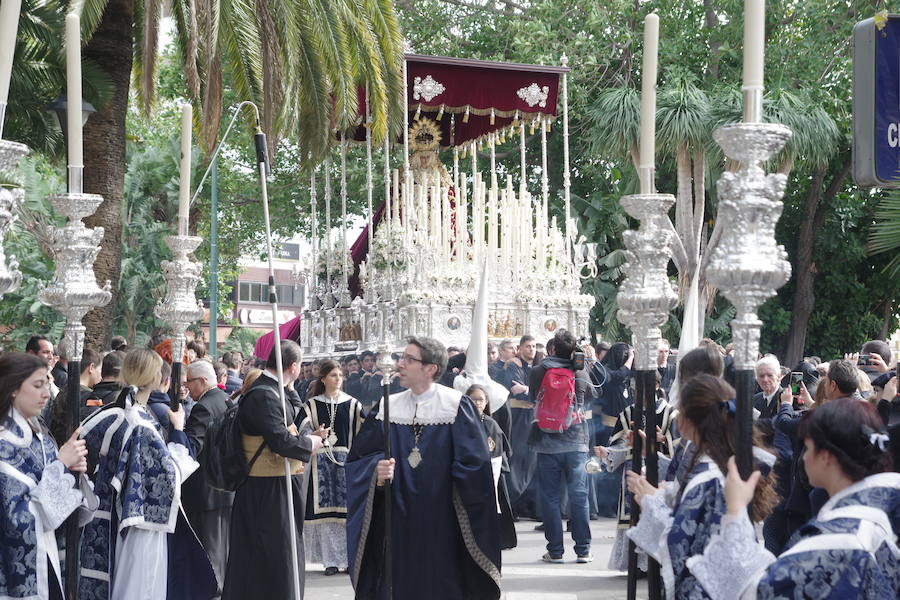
[
  {"xmin": 487, "ymin": 436, "xmax": 496, "ymax": 453},
  {"xmin": 408, "ymin": 446, "xmax": 423, "ymax": 469}
]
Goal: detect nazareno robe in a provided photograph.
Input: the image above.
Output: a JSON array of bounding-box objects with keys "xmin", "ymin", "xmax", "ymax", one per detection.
[
  {"xmin": 0, "ymin": 408, "xmax": 96, "ymax": 600},
  {"xmin": 480, "ymin": 413, "xmax": 516, "ymax": 550},
  {"xmin": 77, "ymin": 392, "xmax": 216, "ymax": 600},
  {"xmin": 346, "ymin": 384, "xmax": 501, "ymax": 600},
  {"xmin": 221, "ymin": 372, "xmax": 314, "ymax": 600},
  {"xmin": 687, "ymin": 472, "xmax": 900, "ymax": 599}
]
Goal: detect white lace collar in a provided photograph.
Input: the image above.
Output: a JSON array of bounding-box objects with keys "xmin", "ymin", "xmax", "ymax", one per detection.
[
  {"xmin": 375, "ymin": 383, "xmax": 462, "ymax": 425},
  {"xmin": 313, "ymin": 391, "xmax": 353, "ymax": 404},
  {"xmin": 0, "ymin": 407, "xmax": 38, "ymax": 447}
]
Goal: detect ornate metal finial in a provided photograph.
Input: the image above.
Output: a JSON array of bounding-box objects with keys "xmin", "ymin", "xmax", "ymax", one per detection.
[
  {"xmin": 376, "ymin": 342, "xmax": 395, "ymax": 386},
  {"xmin": 616, "ymin": 194, "xmax": 678, "ymax": 370},
  {"xmin": 0, "ymin": 140, "xmax": 29, "ymax": 298},
  {"xmin": 38, "ymin": 192, "xmax": 113, "ymax": 361},
  {"xmin": 154, "ymin": 235, "xmax": 205, "ymax": 363},
  {"xmin": 705, "ymin": 123, "xmax": 792, "ymax": 370}
]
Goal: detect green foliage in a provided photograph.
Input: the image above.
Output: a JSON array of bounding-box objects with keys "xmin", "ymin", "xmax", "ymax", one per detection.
[{"xmin": 219, "ymin": 326, "xmax": 263, "ymax": 357}]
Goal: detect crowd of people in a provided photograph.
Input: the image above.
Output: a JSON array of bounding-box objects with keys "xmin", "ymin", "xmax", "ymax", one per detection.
[{"xmin": 0, "ymin": 327, "xmax": 898, "ymax": 599}]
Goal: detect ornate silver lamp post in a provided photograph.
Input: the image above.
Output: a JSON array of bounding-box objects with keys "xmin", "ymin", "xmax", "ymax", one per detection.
[
  {"xmin": 705, "ymin": 121, "xmax": 792, "ymax": 477},
  {"xmin": 154, "ymin": 235, "xmax": 205, "ymax": 408},
  {"xmin": 0, "ymin": 139, "xmax": 28, "ymax": 298}
]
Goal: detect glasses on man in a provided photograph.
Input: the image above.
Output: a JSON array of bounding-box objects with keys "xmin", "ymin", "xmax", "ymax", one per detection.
[
  {"xmin": 397, "ymin": 353, "xmax": 428, "ymax": 365},
  {"xmin": 186, "ymin": 377, "xmax": 203, "ymax": 384}
]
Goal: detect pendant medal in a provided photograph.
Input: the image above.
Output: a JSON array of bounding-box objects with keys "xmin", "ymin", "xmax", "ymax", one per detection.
[
  {"xmin": 327, "ymin": 432, "xmax": 338, "ymax": 446},
  {"xmin": 408, "ymin": 446, "xmax": 423, "ymax": 468}
]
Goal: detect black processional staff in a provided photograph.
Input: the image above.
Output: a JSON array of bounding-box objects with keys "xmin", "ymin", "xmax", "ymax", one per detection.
[{"xmin": 376, "ymin": 347, "xmax": 395, "ymax": 600}]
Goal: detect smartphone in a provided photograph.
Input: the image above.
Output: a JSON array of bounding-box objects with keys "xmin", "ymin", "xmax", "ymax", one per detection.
[
  {"xmin": 858, "ymin": 353, "xmax": 871, "ymax": 366},
  {"xmin": 790, "ymin": 371, "xmax": 803, "ymax": 395}
]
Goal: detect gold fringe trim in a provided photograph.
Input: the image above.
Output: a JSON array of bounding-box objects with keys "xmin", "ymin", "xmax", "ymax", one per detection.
[{"xmin": 452, "ymin": 486, "xmax": 502, "ymax": 588}]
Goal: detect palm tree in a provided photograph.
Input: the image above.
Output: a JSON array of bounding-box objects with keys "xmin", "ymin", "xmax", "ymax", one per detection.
[{"xmin": 64, "ymin": 0, "xmax": 405, "ymax": 348}]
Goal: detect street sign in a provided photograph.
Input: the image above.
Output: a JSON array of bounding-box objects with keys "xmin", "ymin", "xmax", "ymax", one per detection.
[{"xmin": 854, "ymin": 16, "xmax": 900, "ymax": 187}]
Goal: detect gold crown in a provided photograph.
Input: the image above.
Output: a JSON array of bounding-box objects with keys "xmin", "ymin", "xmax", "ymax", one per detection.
[{"xmin": 409, "ymin": 117, "xmax": 441, "ymax": 152}]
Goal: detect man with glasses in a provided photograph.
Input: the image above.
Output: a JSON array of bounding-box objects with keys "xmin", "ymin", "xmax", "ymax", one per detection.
[{"xmin": 346, "ymin": 336, "xmax": 501, "ymax": 600}]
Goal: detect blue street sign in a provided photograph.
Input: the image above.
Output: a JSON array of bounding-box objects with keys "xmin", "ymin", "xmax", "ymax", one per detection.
[{"xmin": 854, "ymin": 16, "xmax": 900, "ymax": 187}]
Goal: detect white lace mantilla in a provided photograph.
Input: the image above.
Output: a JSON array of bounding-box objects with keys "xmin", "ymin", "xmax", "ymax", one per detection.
[
  {"xmin": 375, "ymin": 384, "xmax": 462, "ymax": 425},
  {"xmin": 686, "ymin": 512, "xmax": 773, "ymax": 600},
  {"xmin": 413, "ymin": 75, "xmax": 446, "ymax": 102},
  {"xmin": 517, "ymin": 83, "xmax": 550, "ymax": 108}
]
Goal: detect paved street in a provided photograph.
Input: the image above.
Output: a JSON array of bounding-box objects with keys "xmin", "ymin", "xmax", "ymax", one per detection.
[{"xmin": 306, "ymin": 517, "xmax": 649, "ymax": 599}]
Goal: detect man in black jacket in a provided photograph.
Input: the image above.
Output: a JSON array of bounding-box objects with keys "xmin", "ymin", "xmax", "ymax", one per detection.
[
  {"xmin": 183, "ymin": 360, "xmax": 235, "ymax": 589},
  {"xmin": 753, "ymin": 355, "xmax": 784, "ymax": 419}
]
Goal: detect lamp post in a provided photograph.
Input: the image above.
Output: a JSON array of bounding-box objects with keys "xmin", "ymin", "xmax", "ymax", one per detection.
[{"xmin": 45, "ymin": 93, "xmax": 96, "ymax": 167}]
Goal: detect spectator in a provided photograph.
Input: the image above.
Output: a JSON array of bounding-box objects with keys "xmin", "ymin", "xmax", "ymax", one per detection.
[
  {"xmin": 823, "ymin": 359, "xmax": 860, "ymax": 402},
  {"xmin": 91, "ymin": 350, "xmax": 125, "ymax": 406},
  {"xmin": 222, "ymin": 351, "xmax": 244, "ymax": 395},
  {"xmin": 49, "ymin": 347, "xmax": 101, "ymax": 444},
  {"xmin": 110, "ymin": 335, "xmax": 128, "ymax": 352},
  {"xmin": 529, "ymin": 329, "xmax": 594, "ymax": 564},
  {"xmin": 232, "ymin": 368, "xmax": 263, "ymax": 403},
  {"xmin": 657, "ymin": 338, "xmax": 675, "ymax": 395},
  {"xmin": 183, "ymin": 360, "xmax": 235, "ymax": 589},
  {"xmin": 753, "ymin": 355, "xmax": 783, "ymax": 419},
  {"xmin": 186, "ymin": 339, "xmax": 207, "ymax": 362},
  {"xmin": 148, "ymin": 360, "xmax": 178, "ymax": 442},
  {"xmin": 50, "ymin": 344, "xmax": 68, "ymax": 391},
  {"xmin": 487, "ymin": 342, "xmax": 499, "ymax": 366},
  {"xmin": 213, "ymin": 360, "xmax": 228, "ymax": 391},
  {"xmin": 447, "ymin": 346, "xmax": 462, "ymax": 358},
  {"xmin": 26, "ymin": 335, "xmax": 59, "ymax": 414},
  {"xmin": 859, "ymin": 339, "xmax": 892, "ymax": 384},
  {"xmin": 595, "ymin": 341, "xmax": 611, "ymax": 364}
]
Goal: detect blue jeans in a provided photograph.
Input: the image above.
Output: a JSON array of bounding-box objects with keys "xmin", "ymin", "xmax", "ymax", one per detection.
[{"xmin": 537, "ymin": 451, "xmax": 591, "ymax": 557}]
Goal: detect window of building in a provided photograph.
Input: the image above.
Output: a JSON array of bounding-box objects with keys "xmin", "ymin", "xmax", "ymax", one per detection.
[{"xmin": 238, "ymin": 281, "xmax": 303, "ymax": 306}]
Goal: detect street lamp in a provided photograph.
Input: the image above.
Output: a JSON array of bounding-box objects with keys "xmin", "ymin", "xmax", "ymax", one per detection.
[{"xmin": 44, "ymin": 93, "xmax": 96, "ymax": 147}]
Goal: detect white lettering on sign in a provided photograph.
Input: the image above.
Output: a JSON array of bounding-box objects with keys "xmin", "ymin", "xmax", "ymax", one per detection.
[{"xmin": 889, "ymin": 123, "xmax": 900, "ymax": 147}]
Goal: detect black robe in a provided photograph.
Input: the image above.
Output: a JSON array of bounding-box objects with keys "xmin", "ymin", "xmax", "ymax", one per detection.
[
  {"xmin": 222, "ymin": 372, "xmax": 314, "ymax": 600},
  {"xmin": 481, "ymin": 414, "xmax": 516, "ymax": 550},
  {"xmin": 346, "ymin": 386, "xmax": 501, "ymax": 600}
]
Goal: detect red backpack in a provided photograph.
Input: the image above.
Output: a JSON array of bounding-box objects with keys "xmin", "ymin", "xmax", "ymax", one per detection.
[{"xmin": 534, "ymin": 367, "xmax": 582, "ymax": 433}]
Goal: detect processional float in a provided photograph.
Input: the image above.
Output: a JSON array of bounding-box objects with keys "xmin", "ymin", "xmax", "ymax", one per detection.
[
  {"xmin": 300, "ymin": 54, "xmax": 596, "ymax": 357},
  {"xmin": 618, "ymin": 4, "xmax": 792, "ymax": 600}
]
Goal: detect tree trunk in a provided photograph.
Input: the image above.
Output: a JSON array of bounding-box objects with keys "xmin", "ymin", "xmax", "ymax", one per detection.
[
  {"xmin": 703, "ymin": 0, "xmax": 722, "ymax": 80},
  {"xmin": 81, "ymin": 0, "xmax": 134, "ymax": 350},
  {"xmin": 783, "ymin": 158, "xmax": 851, "ymax": 365}
]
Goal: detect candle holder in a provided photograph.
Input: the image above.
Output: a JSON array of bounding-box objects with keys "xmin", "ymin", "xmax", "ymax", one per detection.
[
  {"xmin": 705, "ymin": 121, "xmax": 792, "ymax": 480},
  {"xmin": 705, "ymin": 123, "xmax": 792, "ymax": 371},
  {"xmin": 37, "ymin": 192, "xmax": 113, "ymax": 361},
  {"xmin": 154, "ymin": 235, "xmax": 205, "ymax": 366},
  {"xmin": 0, "ymin": 139, "xmax": 28, "ymax": 298},
  {"xmin": 616, "ymin": 193, "xmax": 678, "ymax": 372}
]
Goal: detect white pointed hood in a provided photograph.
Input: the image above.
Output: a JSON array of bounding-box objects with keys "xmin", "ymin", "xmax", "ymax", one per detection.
[{"xmin": 454, "ymin": 259, "xmax": 510, "ymax": 413}]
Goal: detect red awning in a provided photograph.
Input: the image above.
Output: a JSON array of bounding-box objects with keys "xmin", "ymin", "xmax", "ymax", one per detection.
[{"xmin": 351, "ymin": 54, "xmax": 568, "ymax": 147}]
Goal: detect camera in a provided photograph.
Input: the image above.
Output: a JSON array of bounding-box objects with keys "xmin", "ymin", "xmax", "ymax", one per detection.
[
  {"xmin": 790, "ymin": 371, "xmax": 803, "ymax": 395},
  {"xmin": 572, "ymin": 350, "xmax": 585, "ymax": 371},
  {"xmin": 858, "ymin": 353, "xmax": 871, "ymax": 366}
]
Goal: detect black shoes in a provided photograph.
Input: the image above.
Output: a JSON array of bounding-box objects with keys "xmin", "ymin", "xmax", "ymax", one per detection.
[{"xmin": 324, "ymin": 566, "xmax": 339, "ymax": 576}]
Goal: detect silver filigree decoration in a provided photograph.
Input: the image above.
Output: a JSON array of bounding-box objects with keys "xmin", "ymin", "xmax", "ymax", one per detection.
[
  {"xmin": 705, "ymin": 123, "xmax": 792, "ymax": 371},
  {"xmin": 616, "ymin": 194, "xmax": 678, "ymax": 371},
  {"xmin": 154, "ymin": 235, "xmax": 205, "ymax": 362},
  {"xmin": 0, "ymin": 139, "xmax": 29, "ymax": 298},
  {"xmin": 517, "ymin": 83, "xmax": 550, "ymax": 108},
  {"xmin": 413, "ymin": 75, "xmax": 446, "ymax": 102}
]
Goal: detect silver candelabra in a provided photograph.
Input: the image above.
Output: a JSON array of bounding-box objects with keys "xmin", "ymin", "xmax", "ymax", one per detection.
[
  {"xmin": 38, "ymin": 191, "xmax": 112, "ymax": 361},
  {"xmin": 0, "ymin": 140, "xmax": 28, "ymax": 298},
  {"xmin": 154, "ymin": 235, "xmax": 205, "ymax": 365},
  {"xmin": 616, "ymin": 193, "xmax": 678, "ymax": 371},
  {"xmin": 705, "ymin": 122, "xmax": 792, "ymax": 371}
]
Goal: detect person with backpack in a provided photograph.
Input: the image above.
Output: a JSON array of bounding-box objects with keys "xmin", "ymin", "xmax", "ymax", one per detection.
[
  {"xmin": 183, "ymin": 360, "xmax": 235, "ymax": 591},
  {"xmin": 529, "ymin": 328, "xmax": 594, "ymax": 564},
  {"xmin": 222, "ymin": 340, "xmax": 328, "ymax": 600}
]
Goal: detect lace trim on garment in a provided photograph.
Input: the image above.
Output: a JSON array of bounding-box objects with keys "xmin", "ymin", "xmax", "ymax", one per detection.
[
  {"xmin": 686, "ymin": 511, "xmax": 774, "ymax": 600},
  {"xmin": 819, "ymin": 472, "xmax": 900, "ymax": 514},
  {"xmin": 30, "ymin": 460, "xmax": 83, "ymax": 531},
  {"xmin": 375, "ymin": 385, "xmax": 462, "ymax": 425},
  {"xmin": 350, "ymin": 469, "xmax": 379, "ymax": 588},
  {"xmin": 451, "ymin": 487, "xmax": 502, "ymax": 588}
]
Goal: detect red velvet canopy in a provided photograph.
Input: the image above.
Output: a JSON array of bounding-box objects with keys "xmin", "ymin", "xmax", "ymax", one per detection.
[{"xmin": 351, "ymin": 54, "xmax": 568, "ymax": 147}]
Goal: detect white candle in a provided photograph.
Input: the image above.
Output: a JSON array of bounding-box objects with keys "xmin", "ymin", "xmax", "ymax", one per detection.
[
  {"xmin": 743, "ymin": 0, "xmax": 765, "ymax": 89},
  {"xmin": 639, "ymin": 13, "xmax": 659, "ymax": 192},
  {"xmin": 0, "ymin": 0, "xmax": 22, "ymax": 118},
  {"xmin": 178, "ymin": 103, "xmax": 192, "ymax": 235},
  {"xmin": 65, "ymin": 13, "xmax": 83, "ymax": 168},
  {"xmin": 742, "ymin": 0, "xmax": 765, "ymax": 121}
]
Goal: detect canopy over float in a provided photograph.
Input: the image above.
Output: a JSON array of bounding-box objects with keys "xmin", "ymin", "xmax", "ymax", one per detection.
[{"xmin": 299, "ymin": 53, "xmax": 596, "ymax": 357}]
